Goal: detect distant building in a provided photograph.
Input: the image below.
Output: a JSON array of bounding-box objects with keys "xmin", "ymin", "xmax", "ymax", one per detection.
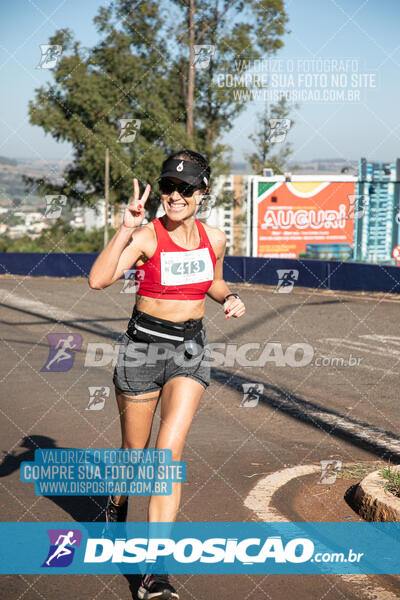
[
  {"xmin": 289, "ymin": 158, "xmax": 358, "ymax": 175},
  {"xmin": 25, "ymin": 212, "xmax": 43, "ymax": 226},
  {"xmin": 205, "ymin": 174, "xmax": 248, "ymax": 255},
  {"xmin": 303, "ymin": 243, "xmax": 352, "ymax": 260},
  {"xmin": 353, "ymin": 158, "xmax": 400, "ymax": 263},
  {"xmin": 7, "ymin": 224, "xmax": 27, "ymax": 239},
  {"xmin": 71, "ymin": 200, "xmax": 114, "ymax": 231},
  {"xmin": 28, "ymin": 221, "xmax": 49, "ymax": 239}
]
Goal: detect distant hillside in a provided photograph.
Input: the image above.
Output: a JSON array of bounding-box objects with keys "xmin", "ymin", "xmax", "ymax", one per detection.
[
  {"xmin": 230, "ymin": 158, "xmax": 359, "ymax": 175},
  {"xmin": 0, "ymin": 156, "xmax": 17, "ymax": 166},
  {"xmin": 231, "ymin": 161, "xmax": 253, "ymax": 174}
]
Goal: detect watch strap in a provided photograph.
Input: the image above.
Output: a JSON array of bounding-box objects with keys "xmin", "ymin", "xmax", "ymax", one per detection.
[{"xmin": 223, "ymin": 293, "xmax": 240, "ymax": 303}]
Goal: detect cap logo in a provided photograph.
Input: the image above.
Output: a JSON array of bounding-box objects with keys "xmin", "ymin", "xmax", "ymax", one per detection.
[
  {"xmin": 176, "ymin": 161, "xmax": 184, "ymax": 172},
  {"xmin": 203, "ymin": 176, "xmax": 208, "ymax": 185}
]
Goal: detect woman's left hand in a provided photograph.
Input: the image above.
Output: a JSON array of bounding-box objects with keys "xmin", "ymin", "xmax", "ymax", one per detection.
[{"xmin": 224, "ymin": 296, "xmax": 246, "ymax": 319}]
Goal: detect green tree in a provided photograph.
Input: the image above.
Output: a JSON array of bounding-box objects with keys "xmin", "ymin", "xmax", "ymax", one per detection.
[
  {"xmin": 246, "ymin": 97, "xmax": 297, "ymax": 175},
  {"xmin": 173, "ymin": 0, "xmax": 288, "ymax": 151},
  {"xmin": 26, "ymin": 0, "xmax": 288, "ymax": 220},
  {"xmin": 0, "ymin": 220, "xmax": 113, "ymax": 253}
]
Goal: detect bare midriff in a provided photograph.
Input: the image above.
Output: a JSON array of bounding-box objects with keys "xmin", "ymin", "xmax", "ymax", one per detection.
[{"xmin": 135, "ymin": 294, "xmax": 206, "ymax": 322}]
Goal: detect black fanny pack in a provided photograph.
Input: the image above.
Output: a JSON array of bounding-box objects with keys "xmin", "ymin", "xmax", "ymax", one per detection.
[{"xmin": 126, "ymin": 306, "xmax": 205, "ymax": 357}]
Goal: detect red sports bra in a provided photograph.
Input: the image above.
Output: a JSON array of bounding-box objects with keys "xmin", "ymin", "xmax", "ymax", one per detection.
[{"xmin": 135, "ymin": 217, "xmax": 217, "ymax": 300}]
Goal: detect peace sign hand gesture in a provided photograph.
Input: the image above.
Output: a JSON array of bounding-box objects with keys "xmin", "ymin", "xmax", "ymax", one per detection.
[{"xmin": 123, "ymin": 178, "xmax": 151, "ymax": 229}]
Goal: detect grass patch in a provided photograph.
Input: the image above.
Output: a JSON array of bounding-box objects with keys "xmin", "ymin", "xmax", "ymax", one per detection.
[
  {"xmin": 379, "ymin": 466, "xmax": 400, "ymax": 498},
  {"xmin": 336, "ymin": 461, "xmax": 384, "ymax": 481}
]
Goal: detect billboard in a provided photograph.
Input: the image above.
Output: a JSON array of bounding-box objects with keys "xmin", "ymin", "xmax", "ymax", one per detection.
[{"xmin": 250, "ymin": 177, "xmax": 357, "ymax": 258}]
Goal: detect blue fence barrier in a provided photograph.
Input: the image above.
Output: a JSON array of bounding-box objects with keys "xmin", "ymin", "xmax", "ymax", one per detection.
[
  {"xmin": 0, "ymin": 253, "xmax": 399, "ymax": 294},
  {"xmin": 0, "ymin": 252, "xmax": 96, "ymax": 279}
]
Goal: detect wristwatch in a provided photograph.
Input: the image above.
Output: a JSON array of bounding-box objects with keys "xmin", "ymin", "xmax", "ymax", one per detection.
[{"xmin": 223, "ymin": 293, "xmax": 240, "ymax": 303}]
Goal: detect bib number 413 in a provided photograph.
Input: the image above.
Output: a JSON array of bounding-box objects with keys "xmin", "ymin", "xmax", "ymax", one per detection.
[
  {"xmin": 160, "ymin": 248, "xmax": 214, "ymax": 285},
  {"xmin": 171, "ymin": 260, "xmax": 205, "ymax": 275}
]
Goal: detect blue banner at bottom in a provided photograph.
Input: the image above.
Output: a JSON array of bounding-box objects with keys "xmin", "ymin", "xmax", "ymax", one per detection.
[{"xmin": 0, "ymin": 522, "xmax": 399, "ymax": 574}]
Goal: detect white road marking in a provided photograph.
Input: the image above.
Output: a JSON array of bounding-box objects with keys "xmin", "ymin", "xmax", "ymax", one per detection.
[
  {"xmin": 0, "ymin": 289, "xmax": 118, "ymax": 338},
  {"xmin": 361, "ymin": 334, "xmax": 400, "ymax": 347},
  {"xmin": 0, "ymin": 289, "xmax": 76, "ymax": 321},
  {"xmin": 244, "ymin": 464, "xmax": 400, "ymax": 600},
  {"xmin": 314, "ymin": 352, "xmax": 397, "ymax": 375},
  {"xmin": 213, "ymin": 367, "xmax": 400, "ymax": 457},
  {"xmin": 320, "ymin": 335, "xmax": 400, "ymax": 358}
]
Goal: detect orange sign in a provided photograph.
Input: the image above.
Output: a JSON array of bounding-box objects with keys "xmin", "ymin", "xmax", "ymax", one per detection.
[
  {"xmin": 255, "ymin": 180, "xmax": 356, "ymax": 258},
  {"xmin": 392, "ymin": 245, "xmax": 400, "ymax": 263}
]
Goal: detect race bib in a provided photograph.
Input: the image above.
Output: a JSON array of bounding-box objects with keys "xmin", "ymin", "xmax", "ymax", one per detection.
[{"xmin": 160, "ymin": 248, "xmax": 214, "ymax": 286}]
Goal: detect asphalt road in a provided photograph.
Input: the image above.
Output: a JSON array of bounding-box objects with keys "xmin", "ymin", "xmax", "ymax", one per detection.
[{"xmin": 1, "ymin": 274, "xmax": 399, "ymax": 600}]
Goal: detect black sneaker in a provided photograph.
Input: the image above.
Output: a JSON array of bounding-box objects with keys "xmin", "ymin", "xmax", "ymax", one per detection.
[
  {"xmin": 101, "ymin": 496, "xmax": 129, "ymax": 538},
  {"xmin": 105, "ymin": 495, "xmax": 128, "ymax": 523},
  {"xmin": 137, "ymin": 573, "xmax": 179, "ymax": 600}
]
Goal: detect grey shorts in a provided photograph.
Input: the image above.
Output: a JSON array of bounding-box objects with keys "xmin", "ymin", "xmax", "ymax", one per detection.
[{"xmin": 112, "ymin": 327, "xmax": 211, "ymax": 396}]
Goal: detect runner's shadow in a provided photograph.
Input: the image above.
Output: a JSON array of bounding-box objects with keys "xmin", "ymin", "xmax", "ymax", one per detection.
[
  {"xmin": 2, "ymin": 436, "xmax": 145, "ymax": 597},
  {"xmin": 208, "ymin": 298, "xmax": 349, "ymax": 343},
  {"xmin": 212, "ymin": 369, "xmax": 400, "ymax": 464},
  {"xmin": 0, "ymin": 435, "xmax": 106, "ymax": 522}
]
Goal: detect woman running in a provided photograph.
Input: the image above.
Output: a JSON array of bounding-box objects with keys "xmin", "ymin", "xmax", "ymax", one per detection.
[{"xmin": 88, "ymin": 149, "xmax": 246, "ymax": 599}]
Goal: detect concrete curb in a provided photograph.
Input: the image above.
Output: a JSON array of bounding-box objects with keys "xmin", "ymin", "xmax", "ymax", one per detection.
[{"xmin": 353, "ymin": 467, "xmax": 400, "ymax": 522}]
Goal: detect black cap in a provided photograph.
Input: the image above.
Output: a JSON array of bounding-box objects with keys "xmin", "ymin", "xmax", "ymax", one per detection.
[{"xmin": 159, "ymin": 158, "xmax": 210, "ymax": 188}]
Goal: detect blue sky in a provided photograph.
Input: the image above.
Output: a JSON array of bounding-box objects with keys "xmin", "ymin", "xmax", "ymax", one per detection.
[{"xmin": 1, "ymin": 0, "xmax": 400, "ymax": 164}]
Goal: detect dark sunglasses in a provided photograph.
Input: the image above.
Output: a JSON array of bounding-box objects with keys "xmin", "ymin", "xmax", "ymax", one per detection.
[{"xmin": 158, "ymin": 178, "xmax": 201, "ymax": 197}]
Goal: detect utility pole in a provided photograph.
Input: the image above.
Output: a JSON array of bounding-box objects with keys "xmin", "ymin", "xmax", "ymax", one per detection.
[
  {"xmin": 186, "ymin": 0, "xmax": 195, "ymax": 139},
  {"xmin": 104, "ymin": 147, "xmax": 110, "ymax": 248}
]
